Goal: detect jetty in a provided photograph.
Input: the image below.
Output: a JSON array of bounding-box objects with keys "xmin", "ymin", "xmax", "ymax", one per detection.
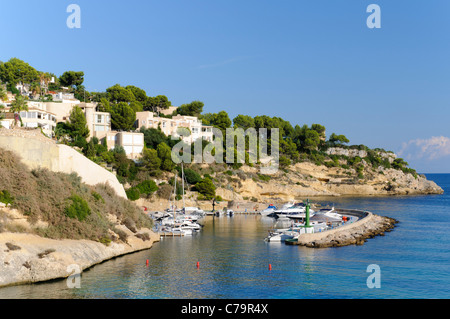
[{"xmin": 285, "ymin": 208, "xmax": 398, "ymax": 248}]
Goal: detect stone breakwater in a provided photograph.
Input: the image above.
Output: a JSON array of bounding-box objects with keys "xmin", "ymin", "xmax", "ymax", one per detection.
[
  {"xmin": 286, "ymin": 209, "xmax": 398, "ymax": 248},
  {"xmin": 0, "ymin": 229, "xmax": 159, "ymax": 288}
]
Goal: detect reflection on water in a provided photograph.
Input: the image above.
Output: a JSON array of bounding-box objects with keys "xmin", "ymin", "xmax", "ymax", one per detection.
[{"xmin": 1, "ymin": 174, "xmax": 449, "ymax": 299}]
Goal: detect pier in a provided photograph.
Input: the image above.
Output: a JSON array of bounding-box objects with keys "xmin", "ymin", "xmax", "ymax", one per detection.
[{"xmin": 284, "ymin": 209, "xmax": 398, "ymax": 248}]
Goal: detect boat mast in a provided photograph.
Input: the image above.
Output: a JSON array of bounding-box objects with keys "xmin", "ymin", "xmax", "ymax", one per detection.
[
  {"xmin": 181, "ymin": 163, "xmax": 185, "ymax": 210},
  {"xmin": 173, "ymin": 170, "xmax": 177, "ymax": 220}
]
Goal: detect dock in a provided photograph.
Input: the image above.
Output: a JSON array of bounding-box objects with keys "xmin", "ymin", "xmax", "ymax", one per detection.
[
  {"xmin": 158, "ymin": 231, "xmax": 185, "ymax": 237},
  {"xmin": 284, "ymin": 209, "xmax": 398, "ymax": 248}
]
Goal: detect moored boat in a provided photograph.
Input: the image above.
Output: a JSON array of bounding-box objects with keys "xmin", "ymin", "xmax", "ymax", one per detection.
[{"xmin": 259, "ymin": 204, "xmax": 277, "ymax": 216}]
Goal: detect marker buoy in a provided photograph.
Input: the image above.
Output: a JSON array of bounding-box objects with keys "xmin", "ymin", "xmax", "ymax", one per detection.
[
  {"xmin": 269, "ymin": 264, "xmax": 272, "ymax": 271},
  {"xmin": 197, "ymin": 262, "xmax": 200, "ymax": 269},
  {"xmin": 146, "ymin": 259, "xmax": 149, "ymax": 266}
]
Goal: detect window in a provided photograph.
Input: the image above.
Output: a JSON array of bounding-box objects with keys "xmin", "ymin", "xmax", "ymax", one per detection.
[
  {"xmin": 95, "ymin": 125, "xmax": 105, "ymax": 132},
  {"xmin": 97, "ymin": 114, "xmax": 103, "ymax": 124}
]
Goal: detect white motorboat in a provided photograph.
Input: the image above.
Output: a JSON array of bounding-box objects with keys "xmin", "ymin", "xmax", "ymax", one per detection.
[
  {"xmin": 183, "ymin": 206, "xmax": 206, "ymax": 217},
  {"xmin": 259, "ymin": 204, "xmax": 277, "ymax": 216},
  {"xmin": 174, "ymin": 220, "xmax": 202, "ymax": 231},
  {"xmin": 171, "ymin": 226, "xmax": 193, "ymax": 236},
  {"xmin": 275, "ymin": 202, "xmax": 315, "ymax": 219},
  {"xmin": 265, "ymin": 230, "xmax": 298, "ymax": 242},
  {"xmin": 264, "ymin": 220, "xmax": 328, "ymax": 242},
  {"xmin": 315, "ymin": 207, "xmax": 342, "ymax": 221}
]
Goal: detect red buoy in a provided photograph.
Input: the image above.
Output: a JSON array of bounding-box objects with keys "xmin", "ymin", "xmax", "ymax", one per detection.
[
  {"xmin": 197, "ymin": 262, "xmax": 200, "ymax": 269},
  {"xmin": 269, "ymin": 264, "xmax": 272, "ymax": 271}
]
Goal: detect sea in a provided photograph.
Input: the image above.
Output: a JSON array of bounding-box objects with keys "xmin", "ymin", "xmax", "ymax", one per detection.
[{"xmin": 0, "ymin": 174, "xmax": 449, "ymax": 301}]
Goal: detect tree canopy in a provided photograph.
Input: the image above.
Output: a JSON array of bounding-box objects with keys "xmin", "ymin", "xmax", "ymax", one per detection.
[
  {"xmin": 176, "ymin": 101, "xmax": 204, "ymax": 117},
  {"xmin": 0, "ymin": 58, "xmax": 39, "ymax": 86},
  {"xmin": 106, "ymin": 84, "xmax": 136, "ymax": 103},
  {"xmin": 144, "ymin": 95, "xmax": 172, "ymax": 113},
  {"xmin": 9, "ymin": 95, "xmax": 28, "ymax": 113},
  {"xmin": 67, "ymin": 106, "xmax": 90, "ymax": 140},
  {"xmin": 59, "ymin": 71, "xmax": 84, "ymax": 88},
  {"xmin": 201, "ymin": 111, "xmax": 231, "ymax": 133},
  {"xmin": 329, "ymin": 133, "xmax": 350, "ymax": 145},
  {"xmin": 110, "ymin": 102, "xmax": 136, "ymax": 131},
  {"xmin": 233, "ymin": 115, "xmax": 255, "ymax": 130}
]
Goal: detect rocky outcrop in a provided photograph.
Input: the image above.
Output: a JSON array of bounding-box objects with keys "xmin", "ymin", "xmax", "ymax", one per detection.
[
  {"xmin": 325, "ymin": 147, "xmax": 396, "ymax": 163},
  {"xmin": 210, "ymin": 162, "xmax": 443, "ymax": 202},
  {"xmin": 0, "ymin": 227, "xmax": 159, "ymax": 288}
]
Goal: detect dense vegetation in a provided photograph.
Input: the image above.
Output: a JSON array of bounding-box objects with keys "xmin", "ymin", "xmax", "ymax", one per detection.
[{"xmin": 0, "ymin": 58, "xmax": 418, "ymax": 204}]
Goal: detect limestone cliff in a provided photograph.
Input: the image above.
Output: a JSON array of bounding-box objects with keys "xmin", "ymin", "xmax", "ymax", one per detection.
[{"xmin": 212, "ymin": 161, "xmax": 443, "ymax": 203}]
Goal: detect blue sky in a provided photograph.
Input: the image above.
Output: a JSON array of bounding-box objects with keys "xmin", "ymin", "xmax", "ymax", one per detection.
[{"xmin": 1, "ymin": 0, "xmax": 450, "ymax": 172}]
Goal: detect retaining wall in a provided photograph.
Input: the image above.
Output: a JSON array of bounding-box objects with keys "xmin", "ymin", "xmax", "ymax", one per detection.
[{"xmin": 0, "ymin": 130, "xmax": 127, "ymax": 199}]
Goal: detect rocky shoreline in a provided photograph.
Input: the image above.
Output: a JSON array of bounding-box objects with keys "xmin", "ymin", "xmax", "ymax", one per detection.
[
  {"xmin": 0, "ymin": 228, "xmax": 159, "ymax": 288},
  {"xmin": 286, "ymin": 210, "xmax": 398, "ymax": 248}
]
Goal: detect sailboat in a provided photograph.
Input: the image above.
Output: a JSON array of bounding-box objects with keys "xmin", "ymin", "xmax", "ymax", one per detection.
[{"xmin": 162, "ymin": 163, "xmax": 203, "ymax": 235}]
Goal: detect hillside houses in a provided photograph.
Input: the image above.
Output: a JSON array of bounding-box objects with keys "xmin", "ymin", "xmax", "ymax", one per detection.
[
  {"xmin": 136, "ymin": 111, "xmax": 214, "ymax": 144},
  {"xmin": 1, "ymin": 90, "xmax": 214, "ymax": 160}
]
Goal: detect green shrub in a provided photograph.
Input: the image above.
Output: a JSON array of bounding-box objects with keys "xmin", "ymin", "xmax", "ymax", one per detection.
[
  {"xmin": 258, "ymin": 174, "xmax": 271, "ymax": 182},
  {"xmin": 126, "ymin": 187, "xmax": 141, "ymax": 201},
  {"xmin": 64, "ymin": 195, "xmax": 91, "ymax": 221},
  {"xmin": 184, "ymin": 168, "xmax": 203, "ymax": 184},
  {"xmin": 98, "ymin": 237, "xmax": 112, "ymax": 246},
  {"xmin": 197, "ymin": 193, "xmax": 205, "ymax": 200},
  {"xmin": 203, "ymin": 174, "xmax": 213, "ymax": 180},
  {"xmin": 195, "ymin": 178, "xmax": 216, "ymax": 200},
  {"xmin": 91, "ymin": 191, "xmax": 104, "ymax": 203},
  {"xmin": 0, "ymin": 190, "xmax": 14, "ymax": 206},
  {"xmin": 279, "ymin": 156, "xmax": 291, "ymax": 168},
  {"xmin": 136, "ymin": 180, "xmax": 158, "ymax": 196}
]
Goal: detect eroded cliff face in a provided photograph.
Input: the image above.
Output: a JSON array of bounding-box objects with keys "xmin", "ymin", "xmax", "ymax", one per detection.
[{"xmin": 213, "ymin": 162, "xmax": 444, "ymax": 202}]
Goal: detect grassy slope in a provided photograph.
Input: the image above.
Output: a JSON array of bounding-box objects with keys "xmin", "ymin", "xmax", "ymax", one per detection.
[{"xmin": 0, "ymin": 147, "xmax": 152, "ymax": 242}]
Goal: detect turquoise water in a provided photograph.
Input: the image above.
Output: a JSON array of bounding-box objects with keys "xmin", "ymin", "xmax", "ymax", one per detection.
[{"xmin": 0, "ymin": 174, "xmax": 449, "ymax": 299}]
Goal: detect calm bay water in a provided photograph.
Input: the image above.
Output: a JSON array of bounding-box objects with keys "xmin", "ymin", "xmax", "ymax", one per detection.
[{"xmin": 1, "ymin": 174, "xmax": 449, "ymax": 299}]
